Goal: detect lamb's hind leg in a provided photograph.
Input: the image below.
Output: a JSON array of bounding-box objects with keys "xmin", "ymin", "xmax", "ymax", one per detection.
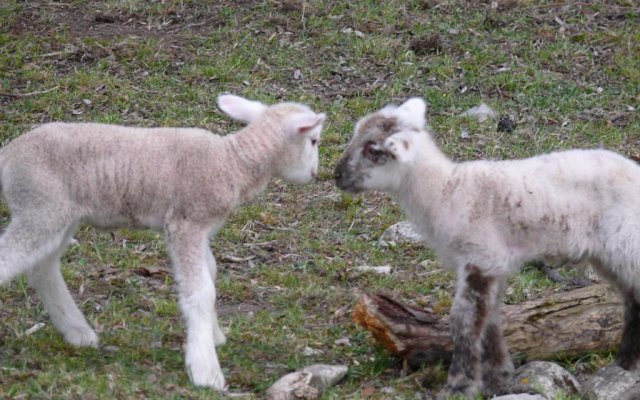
[
  {"xmin": 480, "ymin": 283, "xmax": 514, "ymax": 396},
  {"xmin": 616, "ymin": 292, "xmax": 640, "ymax": 371},
  {"xmin": 27, "ymin": 235, "xmax": 98, "ymax": 348},
  {"xmin": 438, "ymin": 264, "xmax": 502, "ymax": 399},
  {"xmin": 0, "ymin": 212, "xmax": 72, "ymax": 285},
  {"xmin": 0, "ymin": 212, "xmax": 96, "ymax": 347},
  {"xmin": 166, "ymin": 222, "xmax": 226, "ymax": 390}
]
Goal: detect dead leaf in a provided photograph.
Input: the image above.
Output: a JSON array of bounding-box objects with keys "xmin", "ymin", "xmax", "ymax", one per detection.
[
  {"xmin": 361, "ymin": 384, "xmax": 376, "ymax": 397},
  {"xmin": 137, "ymin": 266, "xmax": 172, "ymax": 277}
]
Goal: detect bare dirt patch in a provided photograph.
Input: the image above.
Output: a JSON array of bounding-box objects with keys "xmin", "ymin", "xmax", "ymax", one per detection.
[{"xmin": 9, "ymin": 1, "xmax": 231, "ymax": 41}]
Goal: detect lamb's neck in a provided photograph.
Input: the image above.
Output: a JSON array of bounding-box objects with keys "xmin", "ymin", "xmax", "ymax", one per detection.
[
  {"xmin": 394, "ymin": 148, "xmax": 456, "ymax": 234},
  {"xmin": 224, "ymin": 124, "xmax": 280, "ymax": 204}
]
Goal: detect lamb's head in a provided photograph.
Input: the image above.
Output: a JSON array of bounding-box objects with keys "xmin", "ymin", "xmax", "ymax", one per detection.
[
  {"xmin": 334, "ymin": 98, "xmax": 428, "ymax": 194},
  {"xmin": 217, "ymin": 94, "xmax": 326, "ymax": 184}
]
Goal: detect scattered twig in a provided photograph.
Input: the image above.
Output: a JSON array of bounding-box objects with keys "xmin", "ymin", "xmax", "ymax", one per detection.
[
  {"xmin": 221, "ymin": 254, "xmax": 256, "ymax": 263},
  {"xmin": 0, "ymin": 86, "xmax": 61, "ymax": 99},
  {"xmin": 243, "ymin": 240, "xmax": 279, "ymax": 248},
  {"xmin": 0, "ymin": 92, "xmax": 20, "ymax": 98}
]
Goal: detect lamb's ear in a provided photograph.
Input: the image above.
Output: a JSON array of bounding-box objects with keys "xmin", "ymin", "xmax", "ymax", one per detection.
[
  {"xmin": 217, "ymin": 94, "xmax": 268, "ymax": 124},
  {"xmin": 397, "ymin": 97, "xmax": 427, "ymax": 128},
  {"xmin": 383, "ymin": 132, "xmax": 415, "ymax": 163},
  {"xmin": 285, "ymin": 112, "xmax": 326, "ymax": 137}
]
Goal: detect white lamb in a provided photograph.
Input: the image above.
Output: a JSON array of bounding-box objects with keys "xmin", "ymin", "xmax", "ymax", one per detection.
[
  {"xmin": 334, "ymin": 98, "xmax": 640, "ymax": 398},
  {"xmin": 0, "ymin": 94, "xmax": 325, "ymax": 391}
]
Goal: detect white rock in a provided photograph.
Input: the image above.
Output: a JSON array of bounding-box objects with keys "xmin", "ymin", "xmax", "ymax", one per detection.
[
  {"xmin": 509, "ymin": 361, "xmax": 580, "ymax": 398},
  {"xmin": 379, "ymin": 220, "xmax": 423, "ymax": 247},
  {"xmin": 301, "ymin": 364, "xmax": 348, "ymax": 389},
  {"xmin": 492, "ymin": 395, "xmax": 547, "ymax": 400},
  {"xmin": 302, "ymin": 346, "xmax": 323, "ymax": 356},
  {"xmin": 334, "ymin": 337, "xmax": 351, "ymax": 346},
  {"xmin": 265, "ymin": 364, "xmax": 348, "ymax": 400},
  {"xmin": 581, "ymin": 364, "xmax": 640, "ymax": 400},
  {"xmin": 460, "ymin": 102, "xmax": 498, "ymax": 122},
  {"xmin": 354, "ymin": 265, "xmax": 392, "ymax": 274},
  {"xmin": 266, "ymin": 371, "xmax": 317, "ymax": 400}
]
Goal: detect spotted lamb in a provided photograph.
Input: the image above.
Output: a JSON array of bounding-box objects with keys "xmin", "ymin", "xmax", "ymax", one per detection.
[{"xmin": 334, "ymin": 98, "xmax": 640, "ymax": 398}]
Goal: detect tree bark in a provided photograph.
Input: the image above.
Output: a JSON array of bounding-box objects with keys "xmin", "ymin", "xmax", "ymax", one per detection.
[{"xmin": 353, "ymin": 284, "xmax": 623, "ymax": 367}]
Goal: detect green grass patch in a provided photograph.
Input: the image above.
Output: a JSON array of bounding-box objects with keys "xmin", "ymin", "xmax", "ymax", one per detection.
[{"xmin": 1, "ymin": 0, "xmax": 638, "ymax": 398}]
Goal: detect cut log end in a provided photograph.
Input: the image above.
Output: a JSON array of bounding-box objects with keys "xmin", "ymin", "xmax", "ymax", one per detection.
[{"xmin": 353, "ymin": 295, "xmax": 405, "ymax": 355}]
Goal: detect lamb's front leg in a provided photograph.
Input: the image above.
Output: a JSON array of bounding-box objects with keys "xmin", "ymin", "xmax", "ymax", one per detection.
[
  {"xmin": 166, "ymin": 223, "xmax": 226, "ymax": 390},
  {"xmin": 616, "ymin": 291, "xmax": 640, "ymax": 371},
  {"xmin": 206, "ymin": 250, "xmax": 226, "ymax": 346},
  {"xmin": 438, "ymin": 264, "xmax": 501, "ymax": 399}
]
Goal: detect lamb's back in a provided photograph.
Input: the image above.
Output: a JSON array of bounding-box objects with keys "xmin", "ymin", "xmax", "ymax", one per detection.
[{"xmin": 2, "ymin": 123, "xmax": 235, "ymax": 229}]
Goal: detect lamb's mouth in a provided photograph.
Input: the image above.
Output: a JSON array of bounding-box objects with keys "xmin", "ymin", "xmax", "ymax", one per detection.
[{"xmin": 334, "ymin": 175, "xmax": 364, "ymax": 194}]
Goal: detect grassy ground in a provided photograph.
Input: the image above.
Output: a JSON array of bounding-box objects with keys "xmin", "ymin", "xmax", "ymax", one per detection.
[{"xmin": 1, "ymin": 0, "xmax": 638, "ymax": 399}]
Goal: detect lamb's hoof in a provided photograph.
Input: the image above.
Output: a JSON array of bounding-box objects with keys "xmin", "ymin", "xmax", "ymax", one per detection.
[
  {"xmin": 189, "ymin": 366, "xmax": 227, "ymax": 391},
  {"xmin": 64, "ymin": 328, "xmax": 99, "ymax": 348},
  {"xmin": 483, "ymin": 368, "xmax": 514, "ymax": 396},
  {"xmin": 186, "ymin": 354, "xmax": 227, "ymax": 390}
]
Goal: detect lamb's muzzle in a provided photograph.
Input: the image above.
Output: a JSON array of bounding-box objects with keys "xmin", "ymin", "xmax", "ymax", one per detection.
[{"xmin": 333, "ymin": 155, "xmax": 358, "ymax": 193}]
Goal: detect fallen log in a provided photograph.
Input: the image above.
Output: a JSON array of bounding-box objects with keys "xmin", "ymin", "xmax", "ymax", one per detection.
[{"xmin": 353, "ymin": 284, "xmax": 623, "ymax": 368}]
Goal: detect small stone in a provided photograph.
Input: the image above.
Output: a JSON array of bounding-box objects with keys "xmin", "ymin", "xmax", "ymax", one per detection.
[
  {"xmin": 581, "ymin": 364, "xmax": 640, "ymax": 400},
  {"xmin": 334, "ymin": 337, "xmax": 351, "ymax": 346},
  {"xmin": 266, "ymin": 364, "xmax": 347, "ymax": 400},
  {"xmin": 509, "ymin": 361, "xmax": 580, "ymax": 398},
  {"xmin": 379, "ymin": 221, "xmax": 422, "ymax": 247},
  {"xmin": 492, "ymin": 395, "xmax": 547, "ymax": 400},
  {"xmin": 224, "ymin": 392, "xmax": 256, "ymax": 399},
  {"xmin": 460, "ymin": 103, "xmax": 498, "ymax": 122},
  {"xmin": 302, "ymin": 346, "xmax": 323, "ymax": 356},
  {"xmin": 301, "ymin": 364, "xmax": 348, "ymax": 389},
  {"xmin": 497, "ymin": 115, "xmax": 517, "ymax": 133},
  {"xmin": 354, "ymin": 265, "xmax": 392, "ymax": 274},
  {"xmin": 266, "ymin": 371, "xmax": 317, "ymax": 400}
]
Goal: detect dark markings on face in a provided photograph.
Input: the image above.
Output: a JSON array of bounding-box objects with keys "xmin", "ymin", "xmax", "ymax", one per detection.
[
  {"xmin": 356, "ymin": 114, "xmax": 400, "ymax": 145},
  {"xmin": 363, "ymin": 140, "xmax": 392, "ymax": 164},
  {"xmin": 334, "ymin": 113, "xmax": 401, "ymax": 191},
  {"xmin": 354, "ymin": 114, "xmax": 402, "ymax": 165}
]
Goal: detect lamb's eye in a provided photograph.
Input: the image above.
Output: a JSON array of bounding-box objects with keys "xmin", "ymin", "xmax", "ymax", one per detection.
[
  {"xmin": 364, "ymin": 141, "xmax": 384, "ymax": 160},
  {"xmin": 311, "ymin": 138, "xmax": 318, "ymax": 146}
]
